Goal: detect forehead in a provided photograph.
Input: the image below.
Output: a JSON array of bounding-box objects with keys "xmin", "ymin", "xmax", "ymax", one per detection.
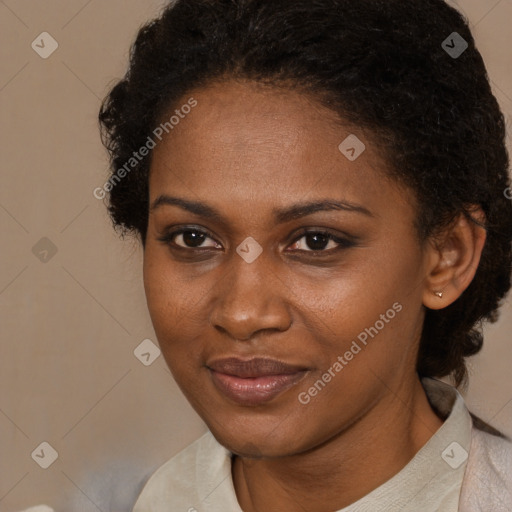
[{"xmin": 148, "ymin": 79, "xmax": 412, "ymax": 225}]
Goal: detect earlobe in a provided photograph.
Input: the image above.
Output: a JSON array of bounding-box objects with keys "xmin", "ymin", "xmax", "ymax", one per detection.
[{"xmin": 422, "ymin": 207, "xmax": 487, "ymax": 310}]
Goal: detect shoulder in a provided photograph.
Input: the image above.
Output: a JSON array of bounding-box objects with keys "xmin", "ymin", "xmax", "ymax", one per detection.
[
  {"xmin": 459, "ymin": 426, "xmax": 512, "ymax": 512},
  {"xmin": 132, "ymin": 430, "xmax": 228, "ymax": 511}
]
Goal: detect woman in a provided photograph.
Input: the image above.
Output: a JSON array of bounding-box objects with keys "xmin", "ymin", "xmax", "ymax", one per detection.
[{"xmin": 98, "ymin": 0, "xmax": 512, "ymax": 510}]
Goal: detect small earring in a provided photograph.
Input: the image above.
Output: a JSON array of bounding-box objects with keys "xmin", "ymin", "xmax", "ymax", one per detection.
[{"xmin": 433, "ymin": 291, "xmax": 444, "ymax": 298}]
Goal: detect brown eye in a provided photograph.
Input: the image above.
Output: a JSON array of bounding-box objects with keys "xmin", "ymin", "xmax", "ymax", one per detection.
[
  {"xmin": 157, "ymin": 228, "xmax": 220, "ymax": 249},
  {"xmin": 288, "ymin": 230, "xmax": 355, "ymax": 253},
  {"xmin": 157, "ymin": 227, "xmax": 355, "ymax": 255}
]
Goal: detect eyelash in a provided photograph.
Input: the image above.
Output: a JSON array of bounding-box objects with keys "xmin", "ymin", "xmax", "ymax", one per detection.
[{"xmin": 156, "ymin": 227, "xmax": 355, "ymax": 255}]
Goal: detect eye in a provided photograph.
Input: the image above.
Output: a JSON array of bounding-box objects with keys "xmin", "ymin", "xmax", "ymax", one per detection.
[
  {"xmin": 157, "ymin": 227, "xmax": 355, "ymax": 254},
  {"xmin": 287, "ymin": 230, "xmax": 355, "ymax": 253},
  {"xmin": 157, "ymin": 227, "xmax": 220, "ymax": 249}
]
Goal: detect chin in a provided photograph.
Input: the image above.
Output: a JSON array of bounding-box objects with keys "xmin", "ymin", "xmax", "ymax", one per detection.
[
  {"xmin": 213, "ymin": 431, "xmax": 294, "ymax": 458},
  {"xmin": 205, "ymin": 413, "xmax": 311, "ymax": 459}
]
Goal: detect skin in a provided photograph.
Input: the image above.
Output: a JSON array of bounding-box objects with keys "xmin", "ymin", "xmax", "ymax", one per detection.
[{"xmin": 143, "ymin": 79, "xmax": 486, "ymax": 511}]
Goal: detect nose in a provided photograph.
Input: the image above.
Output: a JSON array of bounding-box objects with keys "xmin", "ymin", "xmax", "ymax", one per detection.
[{"xmin": 209, "ymin": 249, "xmax": 292, "ymax": 342}]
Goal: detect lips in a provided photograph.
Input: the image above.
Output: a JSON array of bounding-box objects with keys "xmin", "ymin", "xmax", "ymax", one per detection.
[
  {"xmin": 208, "ymin": 357, "xmax": 306, "ymax": 377},
  {"xmin": 207, "ymin": 357, "xmax": 309, "ymax": 406}
]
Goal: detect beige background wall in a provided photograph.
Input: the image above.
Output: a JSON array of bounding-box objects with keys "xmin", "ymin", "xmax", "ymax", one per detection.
[{"xmin": 0, "ymin": 0, "xmax": 510, "ymax": 510}]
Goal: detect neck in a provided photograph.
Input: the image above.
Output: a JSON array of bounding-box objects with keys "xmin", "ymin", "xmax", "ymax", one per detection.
[{"xmin": 232, "ymin": 376, "xmax": 444, "ymax": 512}]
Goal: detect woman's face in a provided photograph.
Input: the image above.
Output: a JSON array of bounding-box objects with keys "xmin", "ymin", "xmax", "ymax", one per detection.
[{"xmin": 143, "ymin": 79, "xmax": 432, "ymax": 457}]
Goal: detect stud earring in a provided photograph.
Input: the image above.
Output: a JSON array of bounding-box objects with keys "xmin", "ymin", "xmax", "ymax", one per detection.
[{"xmin": 433, "ymin": 291, "xmax": 444, "ymax": 298}]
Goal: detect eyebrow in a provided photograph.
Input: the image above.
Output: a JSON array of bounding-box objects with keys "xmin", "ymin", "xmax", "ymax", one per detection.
[{"xmin": 150, "ymin": 195, "xmax": 373, "ymax": 224}]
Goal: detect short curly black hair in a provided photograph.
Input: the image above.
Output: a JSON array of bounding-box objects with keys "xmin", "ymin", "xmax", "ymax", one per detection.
[{"xmin": 99, "ymin": 0, "xmax": 512, "ymax": 389}]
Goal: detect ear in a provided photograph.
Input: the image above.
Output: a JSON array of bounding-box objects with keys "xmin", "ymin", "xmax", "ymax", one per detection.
[{"xmin": 422, "ymin": 207, "xmax": 487, "ymax": 310}]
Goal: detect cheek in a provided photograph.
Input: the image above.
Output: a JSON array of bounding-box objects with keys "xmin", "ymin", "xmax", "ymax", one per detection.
[
  {"xmin": 143, "ymin": 250, "xmax": 184, "ymax": 349},
  {"xmin": 143, "ymin": 258, "xmax": 170, "ymax": 327},
  {"xmin": 299, "ymin": 246, "xmax": 424, "ymax": 377},
  {"xmin": 144, "ymin": 245, "xmax": 189, "ymax": 319},
  {"xmin": 143, "ymin": 251, "xmax": 207, "ymax": 373}
]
